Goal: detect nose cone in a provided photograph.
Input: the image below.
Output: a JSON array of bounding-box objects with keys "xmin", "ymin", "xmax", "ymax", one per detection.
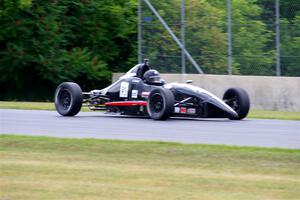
[
  {"xmin": 229, "ymin": 109, "xmax": 239, "ymax": 119},
  {"xmin": 218, "ymin": 102, "xmax": 239, "ymax": 119}
]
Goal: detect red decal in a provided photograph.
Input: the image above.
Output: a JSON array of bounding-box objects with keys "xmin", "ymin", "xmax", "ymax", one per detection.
[
  {"xmin": 180, "ymin": 107, "xmax": 187, "ymax": 113},
  {"xmin": 141, "ymin": 92, "xmax": 150, "ymax": 97},
  {"xmin": 105, "ymin": 101, "xmax": 147, "ymax": 107}
]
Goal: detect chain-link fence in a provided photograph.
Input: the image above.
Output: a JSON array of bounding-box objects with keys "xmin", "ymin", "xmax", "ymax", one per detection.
[{"xmin": 138, "ymin": 0, "xmax": 300, "ymax": 76}]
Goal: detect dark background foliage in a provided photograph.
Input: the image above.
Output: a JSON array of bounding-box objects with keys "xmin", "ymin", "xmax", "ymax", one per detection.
[
  {"xmin": 0, "ymin": 0, "xmax": 137, "ymax": 100},
  {"xmin": 0, "ymin": 0, "xmax": 299, "ymax": 101}
]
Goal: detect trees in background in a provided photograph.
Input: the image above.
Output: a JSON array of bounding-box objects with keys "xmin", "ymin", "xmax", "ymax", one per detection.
[
  {"xmin": 0, "ymin": 0, "xmax": 299, "ymax": 100},
  {"xmin": 141, "ymin": 0, "xmax": 299, "ymax": 76},
  {"xmin": 140, "ymin": 0, "xmax": 275, "ymax": 75},
  {"xmin": 0, "ymin": 0, "xmax": 137, "ymax": 100},
  {"xmin": 280, "ymin": 16, "xmax": 300, "ymax": 76},
  {"xmin": 257, "ymin": 0, "xmax": 300, "ymax": 76}
]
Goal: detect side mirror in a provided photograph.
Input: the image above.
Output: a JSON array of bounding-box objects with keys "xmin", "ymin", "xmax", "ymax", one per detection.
[{"xmin": 186, "ymin": 80, "xmax": 193, "ymax": 84}]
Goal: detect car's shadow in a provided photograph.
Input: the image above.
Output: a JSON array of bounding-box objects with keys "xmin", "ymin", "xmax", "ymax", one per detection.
[{"xmin": 57, "ymin": 112, "xmax": 248, "ymax": 122}]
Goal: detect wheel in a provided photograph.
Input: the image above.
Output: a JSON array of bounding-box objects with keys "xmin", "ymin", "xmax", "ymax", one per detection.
[
  {"xmin": 147, "ymin": 88, "xmax": 175, "ymax": 120},
  {"xmin": 54, "ymin": 82, "xmax": 83, "ymax": 116},
  {"xmin": 223, "ymin": 87, "xmax": 250, "ymax": 120}
]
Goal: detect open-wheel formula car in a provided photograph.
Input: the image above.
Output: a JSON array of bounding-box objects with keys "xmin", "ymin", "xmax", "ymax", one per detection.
[{"xmin": 54, "ymin": 60, "xmax": 250, "ymax": 120}]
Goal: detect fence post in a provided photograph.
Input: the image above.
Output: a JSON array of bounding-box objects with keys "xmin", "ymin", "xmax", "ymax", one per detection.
[
  {"xmin": 143, "ymin": 0, "xmax": 204, "ymax": 73},
  {"xmin": 226, "ymin": 0, "xmax": 233, "ymax": 75},
  {"xmin": 275, "ymin": 0, "xmax": 281, "ymax": 76},
  {"xmin": 138, "ymin": 0, "xmax": 142, "ymax": 64},
  {"xmin": 181, "ymin": 0, "xmax": 186, "ymax": 74}
]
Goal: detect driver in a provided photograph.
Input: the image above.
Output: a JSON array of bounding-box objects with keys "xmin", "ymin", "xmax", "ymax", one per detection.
[{"xmin": 143, "ymin": 69, "xmax": 164, "ymax": 85}]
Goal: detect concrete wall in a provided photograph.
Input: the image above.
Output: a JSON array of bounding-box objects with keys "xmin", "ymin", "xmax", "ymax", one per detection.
[{"xmin": 113, "ymin": 73, "xmax": 300, "ymax": 112}]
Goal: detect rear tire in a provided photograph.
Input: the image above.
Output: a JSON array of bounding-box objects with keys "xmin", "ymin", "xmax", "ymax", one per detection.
[
  {"xmin": 54, "ymin": 82, "xmax": 83, "ymax": 116},
  {"xmin": 223, "ymin": 87, "xmax": 250, "ymax": 120},
  {"xmin": 147, "ymin": 88, "xmax": 174, "ymax": 120}
]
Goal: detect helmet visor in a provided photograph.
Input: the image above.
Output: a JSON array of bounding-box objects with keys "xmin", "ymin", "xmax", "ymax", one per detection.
[{"xmin": 149, "ymin": 75, "xmax": 161, "ymax": 82}]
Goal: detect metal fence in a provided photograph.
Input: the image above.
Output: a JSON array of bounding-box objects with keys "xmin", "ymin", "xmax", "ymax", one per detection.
[{"xmin": 138, "ymin": 0, "xmax": 300, "ymax": 76}]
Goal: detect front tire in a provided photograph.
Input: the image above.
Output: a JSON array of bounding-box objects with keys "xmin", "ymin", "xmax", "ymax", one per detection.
[
  {"xmin": 223, "ymin": 87, "xmax": 250, "ymax": 120},
  {"xmin": 147, "ymin": 88, "xmax": 174, "ymax": 120},
  {"xmin": 54, "ymin": 82, "xmax": 83, "ymax": 116}
]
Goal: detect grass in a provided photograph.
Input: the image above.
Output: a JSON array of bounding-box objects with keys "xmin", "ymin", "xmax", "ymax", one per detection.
[
  {"xmin": 0, "ymin": 135, "xmax": 299, "ymax": 200},
  {"xmin": 0, "ymin": 101, "xmax": 91, "ymax": 111},
  {"xmin": 0, "ymin": 101, "xmax": 55, "ymax": 110},
  {"xmin": 248, "ymin": 110, "xmax": 300, "ymax": 120},
  {"xmin": 0, "ymin": 101, "xmax": 299, "ymax": 120}
]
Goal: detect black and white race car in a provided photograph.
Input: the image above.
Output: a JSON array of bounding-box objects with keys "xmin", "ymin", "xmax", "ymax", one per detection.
[{"xmin": 54, "ymin": 60, "xmax": 250, "ymax": 120}]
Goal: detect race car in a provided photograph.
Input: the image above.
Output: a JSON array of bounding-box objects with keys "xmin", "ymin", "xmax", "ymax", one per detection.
[{"xmin": 54, "ymin": 60, "xmax": 250, "ymax": 120}]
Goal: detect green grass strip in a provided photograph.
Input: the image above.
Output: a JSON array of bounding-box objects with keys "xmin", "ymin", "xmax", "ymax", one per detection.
[
  {"xmin": 0, "ymin": 101, "xmax": 55, "ymax": 110},
  {"xmin": 248, "ymin": 109, "xmax": 300, "ymax": 120}
]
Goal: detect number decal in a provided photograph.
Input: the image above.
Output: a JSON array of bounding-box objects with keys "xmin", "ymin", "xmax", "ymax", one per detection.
[
  {"xmin": 131, "ymin": 90, "xmax": 138, "ymax": 98},
  {"xmin": 119, "ymin": 82, "xmax": 129, "ymax": 98}
]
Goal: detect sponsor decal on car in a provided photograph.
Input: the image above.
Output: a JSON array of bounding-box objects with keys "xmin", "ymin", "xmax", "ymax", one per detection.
[
  {"xmin": 139, "ymin": 106, "xmax": 144, "ymax": 112},
  {"xmin": 131, "ymin": 90, "xmax": 138, "ymax": 98},
  {"xmin": 141, "ymin": 92, "xmax": 150, "ymax": 97},
  {"xmin": 180, "ymin": 107, "xmax": 187, "ymax": 114},
  {"xmin": 175, "ymin": 107, "xmax": 196, "ymax": 114},
  {"xmin": 187, "ymin": 108, "xmax": 196, "ymax": 114},
  {"xmin": 132, "ymin": 79, "xmax": 140, "ymax": 83},
  {"xmin": 119, "ymin": 82, "xmax": 129, "ymax": 98}
]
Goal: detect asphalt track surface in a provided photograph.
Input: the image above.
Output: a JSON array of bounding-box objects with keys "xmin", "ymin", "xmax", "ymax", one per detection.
[{"xmin": 1, "ymin": 109, "xmax": 299, "ymax": 149}]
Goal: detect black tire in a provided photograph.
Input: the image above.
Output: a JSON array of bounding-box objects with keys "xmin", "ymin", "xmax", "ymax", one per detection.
[
  {"xmin": 223, "ymin": 87, "xmax": 250, "ymax": 120},
  {"xmin": 54, "ymin": 82, "xmax": 83, "ymax": 116},
  {"xmin": 147, "ymin": 88, "xmax": 175, "ymax": 120}
]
